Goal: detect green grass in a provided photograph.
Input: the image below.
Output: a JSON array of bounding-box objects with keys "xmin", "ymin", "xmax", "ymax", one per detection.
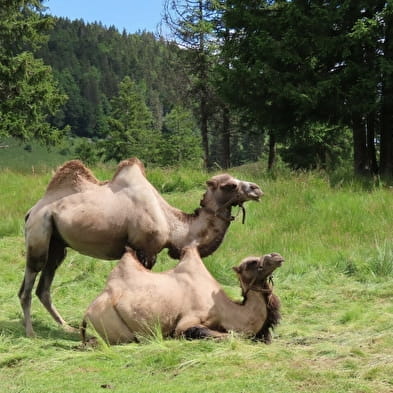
[
  {"xmin": 1, "ymin": 161, "xmax": 393, "ymax": 392},
  {"xmin": 0, "ymin": 138, "xmax": 73, "ymax": 173}
]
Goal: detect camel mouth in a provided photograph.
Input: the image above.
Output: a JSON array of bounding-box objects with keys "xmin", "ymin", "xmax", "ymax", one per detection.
[
  {"xmin": 238, "ymin": 192, "xmax": 262, "ymax": 203},
  {"xmin": 249, "ymin": 194, "xmax": 261, "ymax": 201},
  {"xmin": 239, "ymin": 183, "xmax": 263, "ymax": 202},
  {"xmin": 272, "ymin": 258, "xmax": 284, "ymax": 268},
  {"xmin": 247, "ymin": 188, "xmax": 264, "ymax": 201},
  {"xmin": 267, "ymin": 253, "xmax": 284, "ymax": 266},
  {"xmin": 260, "ymin": 254, "xmax": 284, "ymax": 272}
]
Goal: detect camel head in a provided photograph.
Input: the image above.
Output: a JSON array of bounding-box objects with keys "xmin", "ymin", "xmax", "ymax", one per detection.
[
  {"xmin": 203, "ymin": 174, "xmax": 263, "ymax": 212},
  {"xmin": 233, "ymin": 253, "xmax": 284, "ymax": 294}
]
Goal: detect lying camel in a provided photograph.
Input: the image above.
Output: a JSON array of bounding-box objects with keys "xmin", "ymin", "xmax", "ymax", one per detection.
[
  {"xmin": 81, "ymin": 247, "xmax": 283, "ymax": 344},
  {"xmin": 19, "ymin": 157, "xmax": 263, "ymax": 337}
]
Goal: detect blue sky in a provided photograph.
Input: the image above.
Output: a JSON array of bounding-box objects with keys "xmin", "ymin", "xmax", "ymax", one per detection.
[{"xmin": 44, "ymin": 0, "xmax": 165, "ymax": 34}]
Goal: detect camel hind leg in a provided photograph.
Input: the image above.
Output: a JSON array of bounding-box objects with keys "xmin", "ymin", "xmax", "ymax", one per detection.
[
  {"xmin": 19, "ymin": 208, "xmax": 70, "ymax": 336},
  {"xmin": 35, "ymin": 236, "xmax": 74, "ymax": 332},
  {"xmin": 18, "ymin": 238, "xmax": 67, "ymax": 337},
  {"xmin": 18, "ymin": 265, "xmax": 42, "ymax": 337},
  {"xmin": 19, "ymin": 246, "xmax": 54, "ymax": 337},
  {"xmin": 19, "ymin": 208, "xmax": 53, "ymax": 336}
]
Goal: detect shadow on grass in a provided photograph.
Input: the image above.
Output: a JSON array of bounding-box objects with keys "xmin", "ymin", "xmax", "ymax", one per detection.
[{"xmin": 0, "ymin": 319, "xmax": 81, "ymax": 343}]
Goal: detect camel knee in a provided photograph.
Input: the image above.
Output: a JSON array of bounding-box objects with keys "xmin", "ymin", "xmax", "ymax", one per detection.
[
  {"xmin": 182, "ymin": 326, "xmax": 212, "ymax": 339},
  {"xmin": 35, "ymin": 285, "xmax": 51, "ymax": 305},
  {"xmin": 182, "ymin": 325, "xmax": 227, "ymax": 340},
  {"xmin": 35, "ymin": 262, "xmax": 60, "ymax": 304},
  {"xmin": 18, "ymin": 280, "xmax": 25, "ymax": 300},
  {"xmin": 18, "ymin": 284, "xmax": 32, "ymax": 306},
  {"xmin": 18, "ymin": 266, "xmax": 40, "ymax": 303}
]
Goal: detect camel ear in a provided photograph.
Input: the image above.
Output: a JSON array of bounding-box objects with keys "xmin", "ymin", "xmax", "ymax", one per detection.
[
  {"xmin": 206, "ymin": 179, "xmax": 218, "ymax": 189},
  {"xmin": 220, "ymin": 181, "xmax": 237, "ymax": 191}
]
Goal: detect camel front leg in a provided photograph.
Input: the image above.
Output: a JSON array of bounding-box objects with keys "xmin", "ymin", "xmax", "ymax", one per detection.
[
  {"xmin": 175, "ymin": 317, "xmax": 228, "ymax": 340},
  {"xmin": 182, "ymin": 325, "xmax": 229, "ymax": 340}
]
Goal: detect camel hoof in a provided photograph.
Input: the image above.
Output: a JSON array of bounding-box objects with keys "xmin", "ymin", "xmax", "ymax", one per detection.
[
  {"xmin": 83, "ymin": 336, "xmax": 99, "ymax": 348},
  {"xmin": 24, "ymin": 322, "xmax": 36, "ymax": 338}
]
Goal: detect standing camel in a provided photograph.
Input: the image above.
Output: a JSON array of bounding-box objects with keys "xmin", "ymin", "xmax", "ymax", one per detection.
[
  {"xmin": 81, "ymin": 246, "xmax": 283, "ymax": 344},
  {"xmin": 19, "ymin": 157, "xmax": 263, "ymax": 336}
]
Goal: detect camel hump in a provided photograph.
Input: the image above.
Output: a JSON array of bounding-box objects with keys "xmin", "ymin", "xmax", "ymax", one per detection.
[
  {"xmin": 112, "ymin": 157, "xmax": 146, "ymax": 181},
  {"xmin": 46, "ymin": 160, "xmax": 101, "ymax": 192}
]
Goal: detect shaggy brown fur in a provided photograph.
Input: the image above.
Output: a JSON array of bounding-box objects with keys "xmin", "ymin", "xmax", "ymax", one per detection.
[
  {"xmin": 46, "ymin": 160, "xmax": 101, "ymax": 191},
  {"xmin": 112, "ymin": 157, "xmax": 146, "ymax": 179},
  {"xmin": 254, "ymin": 286, "xmax": 281, "ymax": 343}
]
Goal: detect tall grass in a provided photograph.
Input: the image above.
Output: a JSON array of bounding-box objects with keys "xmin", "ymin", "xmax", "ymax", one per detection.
[
  {"xmin": 0, "ymin": 138, "xmax": 71, "ymax": 173},
  {"xmin": 1, "ymin": 161, "xmax": 393, "ymax": 393},
  {"xmin": 2, "ymin": 162, "xmax": 393, "ymax": 280}
]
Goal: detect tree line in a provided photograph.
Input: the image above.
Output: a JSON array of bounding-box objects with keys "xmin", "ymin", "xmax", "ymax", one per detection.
[
  {"xmin": 219, "ymin": 0, "xmax": 393, "ymax": 176},
  {"xmin": 1, "ymin": 1, "xmax": 393, "ymax": 176}
]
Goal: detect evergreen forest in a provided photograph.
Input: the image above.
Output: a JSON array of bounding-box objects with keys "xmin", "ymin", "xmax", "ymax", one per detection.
[{"xmin": 2, "ymin": 0, "xmax": 393, "ymax": 175}]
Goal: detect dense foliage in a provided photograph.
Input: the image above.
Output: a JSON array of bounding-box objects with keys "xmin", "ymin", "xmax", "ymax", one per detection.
[
  {"xmin": 0, "ymin": 0, "xmax": 67, "ymax": 145},
  {"xmin": 35, "ymin": 18, "xmax": 208, "ymax": 166},
  {"xmin": 2, "ymin": 1, "xmax": 393, "ymax": 174},
  {"xmin": 38, "ymin": 19, "xmax": 188, "ymax": 137},
  {"xmin": 219, "ymin": 0, "xmax": 393, "ymax": 175}
]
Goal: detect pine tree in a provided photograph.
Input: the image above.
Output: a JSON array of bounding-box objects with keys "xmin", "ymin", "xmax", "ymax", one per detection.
[
  {"xmin": 0, "ymin": 0, "xmax": 67, "ymax": 145},
  {"xmin": 161, "ymin": 106, "xmax": 203, "ymax": 165},
  {"xmin": 103, "ymin": 76, "xmax": 161, "ymax": 162},
  {"xmin": 163, "ymin": 0, "xmax": 218, "ymax": 168}
]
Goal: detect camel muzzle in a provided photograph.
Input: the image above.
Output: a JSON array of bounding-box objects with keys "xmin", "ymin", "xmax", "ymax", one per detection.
[{"xmin": 240, "ymin": 182, "xmax": 263, "ymax": 202}]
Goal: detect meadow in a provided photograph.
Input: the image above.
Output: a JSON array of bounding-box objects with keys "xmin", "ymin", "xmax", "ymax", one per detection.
[{"xmin": 0, "ymin": 157, "xmax": 392, "ymax": 393}]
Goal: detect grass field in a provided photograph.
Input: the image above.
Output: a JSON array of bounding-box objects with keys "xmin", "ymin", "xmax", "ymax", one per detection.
[{"xmin": 0, "ymin": 160, "xmax": 392, "ymax": 393}]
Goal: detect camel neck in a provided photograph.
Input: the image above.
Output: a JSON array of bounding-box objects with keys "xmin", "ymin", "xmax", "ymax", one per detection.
[
  {"xmin": 200, "ymin": 205, "xmax": 234, "ymax": 223},
  {"xmin": 217, "ymin": 289, "xmax": 267, "ymax": 335},
  {"xmin": 166, "ymin": 206, "xmax": 232, "ymax": 259}
]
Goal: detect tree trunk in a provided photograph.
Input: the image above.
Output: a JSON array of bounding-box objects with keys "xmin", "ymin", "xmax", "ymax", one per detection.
[
  {"xmin": 352, "ymin": 114, "xmax": 368, "ymax": 175},
  {"xmin": 267, "ymin": 132, "xmax": 276, "ymax": 171},
  {"xmin": 380, "ymin": 101, "xmax": 393, "ymax": 176},
  {"xmin": 198, "ymin": 0, "xmax": 210, "ymax": 169},
  {"xmin": 221, "ymin": 105, "xmax": 230, "ymax": 168},
  {"xmin": 380, "ymin": 5, "xmax": 393, "ymax": 177},
  {"xmin": 200, "ymin": 93, "xmax": 210, "ymax": 169},
  {"xmin": 366, "ymin": 112, "xmax": 378, "ymax": 175}
]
